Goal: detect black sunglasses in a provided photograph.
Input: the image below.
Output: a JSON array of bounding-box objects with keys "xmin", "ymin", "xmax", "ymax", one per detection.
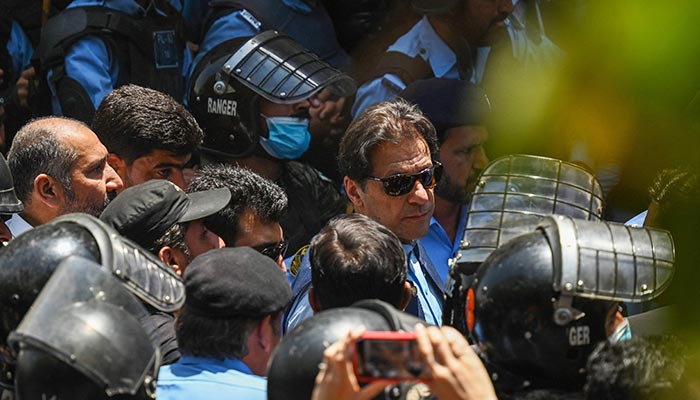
[
  {"xmin": 254, "ymin": 240, "xmax": 289, "ymax": 261},
  {"xmin": 366, "ymin": 162, "xmax": 443, "ymax": 197}
]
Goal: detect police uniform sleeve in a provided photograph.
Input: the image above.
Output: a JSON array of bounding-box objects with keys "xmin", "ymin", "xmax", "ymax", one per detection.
[{"xmin": 55, "ymin": 36, "xmax": 118, "ymax": 121}]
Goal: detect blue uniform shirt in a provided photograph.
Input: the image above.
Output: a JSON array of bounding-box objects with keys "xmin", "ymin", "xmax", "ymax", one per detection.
[
  {"xmin": 404, "ymin": 242, "xmax": 444, "ymax": 326},
  {"xmin": 6, "ymin": 21, "xmax": 34, "ymax": 77},
  {"xmin": 157, "ymin": 356, "xmax": 267, "ymax": 400},
  {"xmin": 283, "ymin": 239, "xmax": 445, "ymax": 332},
  {"xmin": 49, "ymin": 0, "xmax": 182, "ymax": 114},
  {"xmin": 418, "ymin": 205, "xmax": 469, "ymax": 284},
  {"xmin": 351, "ymin": 16, "xmax": 490, "ymax": 118}
]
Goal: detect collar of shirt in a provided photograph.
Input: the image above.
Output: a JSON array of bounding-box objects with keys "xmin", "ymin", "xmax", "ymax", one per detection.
[
  {"xmin": 176, "ymin": 356, "xmax": 255, "ymax": 375},
  {"xmin": 389, "ymin": 16, "xmax": 457, "ymax": 79},
  {"xmin": 6, "ymin": 213, "xmax": 33, "ymax": 238}
]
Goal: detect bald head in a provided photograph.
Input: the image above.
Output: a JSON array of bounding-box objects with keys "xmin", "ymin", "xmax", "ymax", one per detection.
[{"xmin": 7, "ymin": 117, "xmax": 123, "ymax": 225}]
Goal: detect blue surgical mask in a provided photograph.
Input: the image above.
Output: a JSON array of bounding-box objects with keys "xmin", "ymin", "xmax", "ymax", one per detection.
[
  {"xmin": 259, "ymin": 115, "xmax": 311, "ymax": 160},
  {"xmin": 608, "ymin": 317, "xmax": 632, "ymax": 343}
]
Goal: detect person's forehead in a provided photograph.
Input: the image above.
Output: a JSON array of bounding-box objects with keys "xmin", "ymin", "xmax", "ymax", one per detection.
[
  {"xmin": 369, "ymin": 135, "xmax": 431, "ymax": 174},
  {"xmin": 442, "ymin": 125, "xmax": 489, "ymax": 145},
  {"xmin": 132, "ymin": 149, "xmax": 192, "ymax": 167},
  {"xmin": 60, "ymin": 124, "xmax": 107, "ymax": 160}
]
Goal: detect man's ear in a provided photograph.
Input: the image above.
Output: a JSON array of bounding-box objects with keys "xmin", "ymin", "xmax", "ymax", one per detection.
[
  {"xmin": 107, "ymin": 153, "xmax": 127, "ymax": 180},
  {"xmin": 308, "ymin": 287, "xmax": 322, "ymax": 313},
  {"xmin": 343, "ymin": 176, "xmax": 365, "ymax": 211},
  {"xmin": 255, "ymin": 315, "xmax": 276, "ymax": 353},
  {"xmin": 34, "ymin": 173, "xmax": 63, "ymax": 207},
  {"xmin": 159, "ymin": 246, "xmax": 186, "ymax": 276},
  {"xmin": 400, "ymin": 281, "xmax": 413, "ymax": 311}
]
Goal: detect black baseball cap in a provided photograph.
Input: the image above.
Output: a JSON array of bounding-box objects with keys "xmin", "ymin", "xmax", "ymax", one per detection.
[
  {"xmin": 184, "ymin": 247, "xmax": 292, "ymax": 318},
  {"xmin": 100, "ymin": 180, "xmax": 231, "ymax": 248}
]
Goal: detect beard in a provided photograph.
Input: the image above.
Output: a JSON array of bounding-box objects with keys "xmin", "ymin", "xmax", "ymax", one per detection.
[
  {"xmin": 61, "ymin": 189, "xmax": 112, "ymax": 217},
  {"xmin": 435, "ymin": 172, "xmax": 471, "ymax": 205}
]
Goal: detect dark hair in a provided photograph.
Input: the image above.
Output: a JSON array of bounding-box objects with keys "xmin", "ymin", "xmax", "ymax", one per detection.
[
  {"xmin": 187, "ymin": 164, "xmax": 288, "ymax": 245},
  {"xmin": 91, "ymin": 85, "xmax": 203, "ymax": 163},
  {"xmin": 309, "ymin": 213, "xmax": 407, "ymax": 310},
  {"xmin": 648, "ymin": 167, "xmax": 699, "ymax": 223},
  {"xmin": 7, "ymin": 117, "xmax": 80, "ymax": 203},
  {"xmin": 338, "ymin": 98, "xmax": 438, "ymax": 182},
  {"xmin": 584, "ymin": 336, "xmax": 687, "ymax": 400},
  {"xmin": 150, "ymin": 222, "xmax": 190, "ymax": 260},
  {"xmin": 176, "ymin": 308, "xmax": 281, "ymax": 359}
]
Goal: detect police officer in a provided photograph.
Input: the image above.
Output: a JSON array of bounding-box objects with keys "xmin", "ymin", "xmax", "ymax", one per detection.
[
  {"xmin": 185, "ymin": 1, "xmax": 352, "ymax": 181},
  {"xmin": 351, "ymin": 0, "xmax": 513, "ymax": 117},
  {"xmin": 0, "ymin": 213, "xmax": 185, "ymax": 391},
  {"xmin": 188, "ymin": 30, "xmax": 353, "ymax": 256},
  {"xmin": 37, "ymin": 0, "xmax": 185, "ymax": 123},
  {"xmin": 463, "ymin": 216, "xmax": 674, "ymax": 396},
  {"xmin": 9, "ymin": 257, "xmax": 160, "ymax": 400}
]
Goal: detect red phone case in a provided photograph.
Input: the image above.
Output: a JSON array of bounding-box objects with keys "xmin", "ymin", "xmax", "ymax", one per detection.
[{"xmin": 353, "ymin": 331, "xmax": 426, "ymax": 383}]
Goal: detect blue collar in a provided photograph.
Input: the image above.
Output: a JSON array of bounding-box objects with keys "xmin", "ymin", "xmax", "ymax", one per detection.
[
  {"xmin": 177, "ymin": 356, "xmax": 255, "ymax": 375},
  {"xmin": 413, "ymin": 16, "xmax": 457, "ymax": 78}
]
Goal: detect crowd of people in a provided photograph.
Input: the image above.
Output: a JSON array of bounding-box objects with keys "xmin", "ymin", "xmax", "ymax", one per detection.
[{"xmin": 1, "ymin": 0, "xmax": 699, "ymax": 399}]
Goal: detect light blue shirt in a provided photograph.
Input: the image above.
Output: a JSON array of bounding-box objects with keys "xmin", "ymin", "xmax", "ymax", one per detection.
[
  {"xmin": 418, "ymin": 205, "xmax": 469, "ymax": 283},
  {"xmin": 625, "ymin": 210, "xmax": 647, "ymax": 227},
  {"xmin": 157, "ymin": 356, "xmax": 267, "ymax": 400},
  {"xmin": 6, "ymin": 21, "xmax": 34, "ymax": 77},
  {"xmin": 49, "ymin": 0, "xmax": 183, "ymax": 114},
  {"xmin": 183, "ymin": 9, "xmax": 259, "ymax": 104},
  {"xmin": 351, "ymin": 16, "xmax": 490, "ymax": 118},
  {"xmin": 404, "ymin": 243, "xmax": 443, "ymax": 326}
]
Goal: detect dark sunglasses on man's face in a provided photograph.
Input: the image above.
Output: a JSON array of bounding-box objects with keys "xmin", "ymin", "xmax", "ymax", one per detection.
[
  {"xmin": 366, "ymin": 162, "xmax": 443, "ymax": 197},
  {"xmin": 253, "ymin": 240, "xmax": 289, "ymax": 262}
]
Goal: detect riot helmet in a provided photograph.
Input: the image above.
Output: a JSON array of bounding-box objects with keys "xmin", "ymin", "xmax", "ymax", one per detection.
[
  {"xmin": 0, "ymin": 213, "xmax": 184, "ymax": 345},
  {"xmin": 267, "ymin": 299, "xmax": 426, "ymax": 400},
  {"xmin": 468, "ymin": 215, "xmax": 674, "ymax": 392},
  {"xmin": 0, "ymin": 153, "xmax": 22, "ymax": 214},
  {"xmin": 443, "ymin": 155, "xmax": 604, "ymax": 331},
  {"xmin": 188, "ymin": 30, "xmax": 356, "ymax": 159},
  {"xmin": 9, "ymin": 257, "xmax": 159, "ymax": 399}
]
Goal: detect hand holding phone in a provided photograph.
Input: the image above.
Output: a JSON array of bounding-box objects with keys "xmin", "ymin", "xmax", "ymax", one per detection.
[{"xmin": 353, "ymin": 331, "xmax": 431, "ymax": 383}]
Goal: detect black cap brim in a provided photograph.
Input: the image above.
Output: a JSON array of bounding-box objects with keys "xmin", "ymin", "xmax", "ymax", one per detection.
[{"xmin": 179, "ymin": 187, "xmax": 231, "ymax": 223}]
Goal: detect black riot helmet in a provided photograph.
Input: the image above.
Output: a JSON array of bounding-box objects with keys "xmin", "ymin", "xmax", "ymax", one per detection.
[
  {"xmin": 188, "ymin": 30, "xmax": 356, "ymax": 159},
  {"xmin": 9, "ymin": 257, "xmax": 160, "ymax": 400},
  {"xmin": 0, "ymin": 213, "xmax": 184, "ymax": 346},
  {"xmin": 0, "ymin": 153, "xmax": 23, "ymax": 214},
  {"xmin": 443, "ymin": 155, "xmax": 604, "ymax": 332},
  {"xmin": 467, "ymin": 215, "xmax": 675, "ymax": 392},
  {"xmin": 267, "ymin": 299, "xmax": 426, "ymax": 400}
]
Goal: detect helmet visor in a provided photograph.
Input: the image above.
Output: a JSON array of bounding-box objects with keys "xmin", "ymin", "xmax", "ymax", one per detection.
[
  {"xmin": 9, "ymin": 257, "xmax": 159, "ymax": 396},
  {"xmin": 222, "ymin": 30, "xmax": 356, "ymax": 104},
  {"xmin": 541, "ymin": 215, "xmax": 675, "ymax": 303},
  {"xmin": 457, "ymin": 155, "xmax": 605, "ymax": 265}
]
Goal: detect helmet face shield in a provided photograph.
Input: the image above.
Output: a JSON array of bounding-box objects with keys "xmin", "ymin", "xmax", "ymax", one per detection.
[
  {"xmin": 51, "ymin": 214, "xmax": 185, "ymax": 312},
  {"xmin": 457, "ymin": 155, "xmax": 604, "ymax": 266},
  {"xmin": 9, "ymin": 257, "xmax": 160, "ymax": 398},
  {"xmin": 222, "ymin": 30, "xmax": 356, "ymax": 104},
  {"xmin": 540, "ymin": 215, "xmax": 675, "ymax": 326}
]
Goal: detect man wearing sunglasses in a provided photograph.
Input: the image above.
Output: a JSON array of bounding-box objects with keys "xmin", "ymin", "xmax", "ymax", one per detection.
[
  {"xmin": 338, "ymin": 98, "xmax": 445, "ymax": 326},
  {"xmin": 400, "ymin": 78, "xmax": 490, "ymax": 282},
  {"xmin": 188, "ymin": 164, "xmax": 289, "ymax": 272}
]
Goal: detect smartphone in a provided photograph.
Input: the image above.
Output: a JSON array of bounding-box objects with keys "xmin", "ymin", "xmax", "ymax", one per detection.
[{"xmin": 353, "ymin": 331, "xmax": 430, "ymax": 383}]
